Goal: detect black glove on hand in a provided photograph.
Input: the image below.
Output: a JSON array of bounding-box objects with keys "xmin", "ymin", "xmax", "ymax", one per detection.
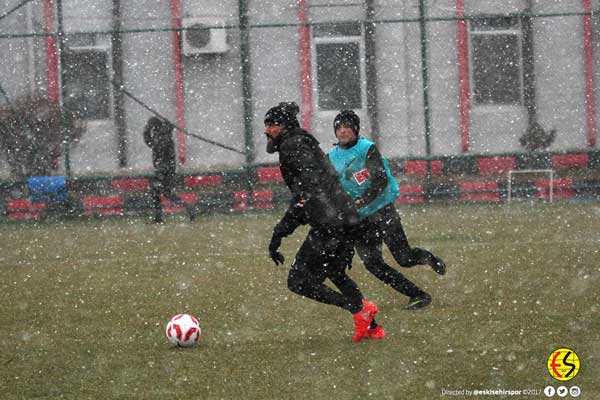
[{"xmin": 268, "ymin": 235, "xmax": 285, "ymax": 266}]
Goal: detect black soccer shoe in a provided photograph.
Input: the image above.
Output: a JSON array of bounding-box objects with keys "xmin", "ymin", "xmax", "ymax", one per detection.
[
  {"xmin": 188, "ymin": 205, "xmax": 197, "ymax": 222},
  {"xmin": 403, "ymin": 293, "xmax": 432, "ymax": 311},
  {"xmin": 430, "ymin": 255, "xmax": 446, "ymax": 276}
]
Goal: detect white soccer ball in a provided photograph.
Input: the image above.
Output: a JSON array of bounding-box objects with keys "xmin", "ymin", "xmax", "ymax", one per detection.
[{"xmin": 165, "ymin": 313, "xmax": 201, "ymax": 347}]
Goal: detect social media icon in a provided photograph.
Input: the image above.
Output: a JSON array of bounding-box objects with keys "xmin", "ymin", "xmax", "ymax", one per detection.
[
  {"xmin": 557, "ymin": 386, "xmax": 568, "ymax": 397},
  {"xmin": 570, "ymin": 386, "xmax": 581, "ymax": 397},
  {"xmin": 544, "ymin": 386, "xmax": 555, "ymax": 397}
]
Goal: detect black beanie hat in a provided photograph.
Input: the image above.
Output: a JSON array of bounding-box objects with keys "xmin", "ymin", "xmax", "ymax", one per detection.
[
  {"xmin": 264, "ymin": 102, "xmax": 300, "ymax": 129},
  {"xmin": 333, "ymin": 110, "xmax": 360, "ymax": 136},
  {"xmin": 146, "ymin": 116, "xmax": 174, "ymax": 135}
]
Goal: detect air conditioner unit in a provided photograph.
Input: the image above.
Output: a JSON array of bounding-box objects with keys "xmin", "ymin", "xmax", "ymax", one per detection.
[{"xmin": 181, "ymin": 17, "xmax": 229, "ymax": 55}]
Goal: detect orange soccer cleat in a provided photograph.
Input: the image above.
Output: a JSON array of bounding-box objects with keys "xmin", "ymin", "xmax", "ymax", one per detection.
[
  {"xmin": 352, "ymin": 300, "xmax": 378, "ymax": 342},
  {"xmin": 364, "ymin": 324, "xmax": 386, "ymax": 339}
]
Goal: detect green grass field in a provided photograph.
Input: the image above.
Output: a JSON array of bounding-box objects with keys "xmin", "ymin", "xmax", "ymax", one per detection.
[{"xmin": 0, "ymin": 203, "xmax": 598, "ymax": 399}]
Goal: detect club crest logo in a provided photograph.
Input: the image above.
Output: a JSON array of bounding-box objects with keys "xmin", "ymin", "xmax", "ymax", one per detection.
[
  {"xmin": 547, "ymin": 348, "xmax": 580, "ymax": 381},
  {"xmin": 353, "ymin": 168, "xmax": 370, "ymax": 185}
]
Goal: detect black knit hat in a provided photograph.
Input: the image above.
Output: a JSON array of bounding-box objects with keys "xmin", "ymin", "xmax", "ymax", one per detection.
[
  {"xmin": 333, "ymin": 110, "xmax": 360, "ymax": 136},
  {"xmin": 264, "ymin": 102, "xmax": 300, "ymax": 129},
  {"xmin": 146, "ymin": 116, "xmax": 174, "ymax": 135}
]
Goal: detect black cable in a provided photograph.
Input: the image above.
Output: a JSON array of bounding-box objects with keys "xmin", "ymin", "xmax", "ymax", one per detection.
[
  {"xmin": 0, "ymin": 0, "xmax": 36, "ymax": 23},
  {"xmin": 110, "ymin": 79, "xmax": 245, "ymax": 155}
]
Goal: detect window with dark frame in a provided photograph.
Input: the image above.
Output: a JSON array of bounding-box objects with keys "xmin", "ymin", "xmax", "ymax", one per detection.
[
  {"xmin": 469, "ymin": 16, "xmax": 523, "ymax": 105},
  {"xmin": 62, "ymin": 34, "xmax": 111, "ymax": 120},
  {"xmin": 313, "ymin": 22, "xmax": 363, "ymax": 111}
]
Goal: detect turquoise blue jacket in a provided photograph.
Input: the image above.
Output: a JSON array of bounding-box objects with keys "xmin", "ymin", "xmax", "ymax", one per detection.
[{"xmin": 328, "ymin": 137, "xmax": 399, "ymax": 220}]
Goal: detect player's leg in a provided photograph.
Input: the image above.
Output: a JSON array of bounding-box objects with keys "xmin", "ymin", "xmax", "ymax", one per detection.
[
  {"xmin": 327, "ymin": 267, "xmax": 384, "ymax": 339},
  {"xmin": 287, "ymin": 228, "xmax": 377, "ymax": 341},
  {"xmin": 327, "ymin": 268, "xmax": 362, "ymax": 310},
  {"xmin": 357, "ymin": 219, "xmax": 427, "ymax": 295},
  {"xmin": 150, "ymin": 179, "xmax": 164, "ymax": 223},
  {"xmin": 162, "ymin": 179, "xmax": 196, "ymax": 221},
  {"xmin": 355, "ymin": 232, "xmax": 430, "ymax": 311},
  {"xmin": 377, "ymin": 205, "xmax": 446, "ymax": 275},
  {"xmin": 287, "ymin": 230, "xmax": 362, "ymax": 313},
  {"xmin": 320, "ymin": 227, "xmax": 380, "ymax": 342}
]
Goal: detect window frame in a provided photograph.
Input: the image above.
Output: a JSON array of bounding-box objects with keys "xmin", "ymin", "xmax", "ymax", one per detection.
[
  {"xmin": 468, "ymin": 16, "xmax": 524, "ymax": 107},
  {"xmin": 61, "ymin": 35, "xmax": 113, "ymax": 122},
  {"xmin": 311, "ymin": 23, "xmax": 366, "ymax": 113}
]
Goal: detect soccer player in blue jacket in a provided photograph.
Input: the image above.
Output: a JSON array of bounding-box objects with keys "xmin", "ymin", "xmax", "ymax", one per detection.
[{"xmin": 328, "ymin": 111, "xmax": 446, "ymax": 332}]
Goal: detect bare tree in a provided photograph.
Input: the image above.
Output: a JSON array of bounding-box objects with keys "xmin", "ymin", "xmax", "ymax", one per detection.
[{"xmin": 0, "ymin": 96, "xmax": 83, "ymax": 178}]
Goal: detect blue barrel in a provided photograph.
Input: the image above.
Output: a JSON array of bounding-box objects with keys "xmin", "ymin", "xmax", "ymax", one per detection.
[{"xmin": 27, "ymin": 176, "xmax": 67, "ymax": 204}]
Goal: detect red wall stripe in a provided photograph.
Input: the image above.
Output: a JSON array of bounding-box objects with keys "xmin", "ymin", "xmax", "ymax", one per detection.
[
  {"xmin": 456, "ymin": 0, "xmax": 470, "ymax": 152},
  {"xmin": 583, "ymin": 0, "xmax": 597, "ymax": 148},
  {"xmin": 171, "ymin": 0, "xmax": 187, "ymax": 163},
  {"xmin": 298, "ymin": 0, "xmax": 313, "ymax": 131},
  {"xmin": 44, "ymin": 0, "xmax": 59, "ymax": 104}
]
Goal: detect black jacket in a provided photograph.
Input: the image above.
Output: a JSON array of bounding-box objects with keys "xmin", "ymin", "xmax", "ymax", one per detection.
[
  {"xmin": 276, "ymin": 127, "xmax": 359, "ymax": 228},
  {"xmin": 143, "ymin": 122, "xmax": 176, "ymax": 176}
]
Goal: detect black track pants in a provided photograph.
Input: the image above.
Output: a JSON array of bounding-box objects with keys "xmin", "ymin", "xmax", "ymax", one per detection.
[
  {"xmin": 355, "ymin": 204, "xmax": 433, "ymax": 298},
  {"xmin": 150, "ymin": 176, "xmax": 194, "ymax": 221},
  {"xmin": 287, "ymin": 226, "xmax": 363, "ymax": 314}
]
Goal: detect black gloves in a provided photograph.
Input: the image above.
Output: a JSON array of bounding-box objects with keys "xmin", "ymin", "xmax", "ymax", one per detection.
[{"xmin": 268, "ymin": 234, "xmax": 285, "ymax": 266}]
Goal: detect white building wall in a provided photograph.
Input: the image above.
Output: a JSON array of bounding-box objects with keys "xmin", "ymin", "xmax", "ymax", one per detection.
[
  {"xmin": 375, "ymin": 16, "xmax": 426, "ymax": 159},
  {"xmin": 426, "ymin": 1, "xmax": 462, "ymax": 156},
  {"xmin": 177, "ymin": 0, "xmax": 246, "ymax": 171},
  {"xmin": 594, "ymin": 0, "xmax": 600, "ymax": 145},
  {"xmin": 0, "ymin": 0, "xmax": 598, "ymax": 179},
  {"xmin": 250, "ymin": 24, "xmax": 302, "ymax": 164},
  {"xmin": 463, "ymin": 0, "xmax": 528, "ymax": 154},
  {"xmin": 534, "ymin": 0, "xmax": 590, "ymax": 151},
  {"xmin": 534, "ymin": 14, "xmax": 588, "ymax": 150},
  {"xmin": 118, "ymin": 1, "xmax": 175, "ymax": 174},
  {"xmin": 60, "ymin": 0, "xmax": 118, "ymax": 175}
]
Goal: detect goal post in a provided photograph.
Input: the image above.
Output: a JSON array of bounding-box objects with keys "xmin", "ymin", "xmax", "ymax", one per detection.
[{"xmin": 507, "ymin": 169, "xmax": 555, "ymax": 204}]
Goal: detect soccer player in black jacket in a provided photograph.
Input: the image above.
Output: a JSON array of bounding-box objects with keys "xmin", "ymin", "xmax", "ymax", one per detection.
[
  {"xmin": 143, "ymin": 117, "xmax": 196, "ymax": 223},
  {"xmin": 264, "ymin": 102, "xmax": 378, "ymax": 343}
]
